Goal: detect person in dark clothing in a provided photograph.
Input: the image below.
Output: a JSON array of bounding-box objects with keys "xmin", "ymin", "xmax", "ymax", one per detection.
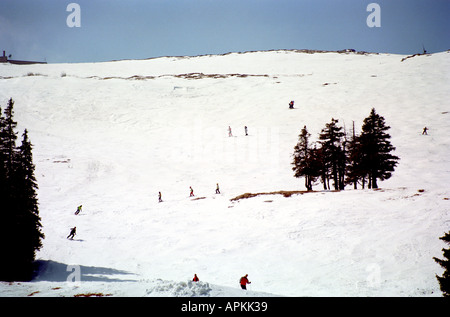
[
  {"xmin": 289, "ymin": 101, "xmax": 294, "ymax": 109},
  {"xmin": 67, "ymin": 226, "xmax": 76, "ymax": 240},
  {"xmin": 216, "ymin": 183, "xmax": 220, "ymax": 194},
  {"xmin": 158, "ymin": 191, "xmax": 162, "ymax": 202},
  {"xmin": 422, "ymin": 127, "xmax": 428, "ymax": 135}
]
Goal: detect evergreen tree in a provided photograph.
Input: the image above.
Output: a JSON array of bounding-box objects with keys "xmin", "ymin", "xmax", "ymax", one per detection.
[
  {"xmin": 3, "ymin": 98, "xmax": 18, "ymax": 178},
  {"xmin": 433, "ymin": 232, "xmax": 450, "ymax": 297},
  {"xmin": 346, "ymin": 121, "xmax": 368, "ymax": 189},
  {"xmin": 359, "ymin": 108, "xmax": 399, "ymax": 189},
  {"xmin": 292, "ymin": 126, "xmax": 321, "ymax": 191},
  {"xmin": 14, "ymin": 130, "xmax": 45, "ymax": 277},
  {"xmin": 0, "ymin": 99, "xmax": 44, "ymax": 281},
  {"xmin": 318, "ymin": 118, "xmax": 345, "ymax": 190},
  {"xmin": 0, "ymin": 107, "xmax": 7, "ymax": 205}
]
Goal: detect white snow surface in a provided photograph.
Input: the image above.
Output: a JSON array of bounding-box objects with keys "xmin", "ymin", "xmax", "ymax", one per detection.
[{"xmin": 0, "ymin": 50, "xmax": 449, "ymax": 297}]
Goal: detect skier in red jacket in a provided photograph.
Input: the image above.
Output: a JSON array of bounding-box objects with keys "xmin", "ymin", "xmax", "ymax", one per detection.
[
  {"xmin": 193, "ymin": 274, "xmax": 199, "ymax": 282},
  {"xmin": 240, "ymin": 274, "xmax": 251, "ymax": 290}
]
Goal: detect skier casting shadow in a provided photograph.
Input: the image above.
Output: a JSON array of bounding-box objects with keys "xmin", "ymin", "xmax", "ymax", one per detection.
[{"xmin": 67, "ymin": 226, "xmax": 76, "ymax": 240}]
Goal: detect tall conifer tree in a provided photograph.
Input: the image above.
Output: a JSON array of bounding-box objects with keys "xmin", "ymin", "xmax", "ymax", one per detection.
[
  {"xmin": 359, "ymin": 108, "xmax": 399, "ymax": 189},
  {"xmin": 0, "ymin": 99, "xmax": 44, "ymax": 281},
  {"xmin": 318, "ymin": 118, "xmax": 345, "ymax": 190},
  {"xmin": 292, "ymin": 126, "xmax": 321, "ymax": 191}
]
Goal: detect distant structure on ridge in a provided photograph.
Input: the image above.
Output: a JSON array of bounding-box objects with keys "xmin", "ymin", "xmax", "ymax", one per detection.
[{"xmin": 1, "ymin": 51, "xmax": 47, "ymax": 65}]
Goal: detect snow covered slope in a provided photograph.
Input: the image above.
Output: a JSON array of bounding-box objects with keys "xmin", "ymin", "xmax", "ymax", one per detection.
[{"xmin": 0, "ymin": 50, "xmax": 449, "ymax": 297}]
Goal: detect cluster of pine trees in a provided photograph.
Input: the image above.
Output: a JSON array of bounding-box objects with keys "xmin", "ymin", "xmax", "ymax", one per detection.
[
  {"xmin": 0, "ymin": 98, "xmax": 44, "ymax": 281},
  {"xmin": 434, "ymin": 232, "xmax": 450, "ymax": 297},
  {"xmin": 292, "ymin": 108, "xmax": 399, "ymax": 191}
]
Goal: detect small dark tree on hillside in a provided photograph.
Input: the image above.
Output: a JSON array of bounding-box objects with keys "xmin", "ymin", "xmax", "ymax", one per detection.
[
  {"xmin": 318, "ymin": 118, "xmax": 345, "ymax": 190},
  {"xmin": 358, "ymin": 108, "xmax": 399, "ymax": 189},
  {"xmin": 346, "ymin": 121, "xmax": 368, "ymax": 189},
  {"xmin": 292, "ymin": 126, "xmax": 321, "ymax": 191},
  {"xmin": 0, "ymin": 99, "xmax": 44, "ymax": 281},
  {"xmin": 433, "ymin": 232, "xmax": 450, "ymax": 297}
]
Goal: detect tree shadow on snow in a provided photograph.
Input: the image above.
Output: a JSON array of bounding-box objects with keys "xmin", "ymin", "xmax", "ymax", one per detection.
[{"xmin": 32, "ymin": 260, "xmax": 137, "ymax": 283}]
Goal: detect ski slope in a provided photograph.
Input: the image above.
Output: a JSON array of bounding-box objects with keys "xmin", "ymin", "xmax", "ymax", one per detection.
[{"xmin": 0, "ymin": 50, "xmax": 449, "ymax": 297}]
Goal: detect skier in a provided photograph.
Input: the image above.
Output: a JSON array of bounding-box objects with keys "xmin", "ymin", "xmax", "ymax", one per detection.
[
  {"xmin": 190, "ymin": 186, "xmax": 195, "ymax": 197},
  {"xmin": 289, "ymin": 100, "xmax": 294, "ymax": 109},
  {"xmin": 158, "ymin": 191, "xmax": 162, "ymax": 202},
  {"xmin": 193, "ymin": 274, "xmax": 199, "ymax": 282},
  {"xmin": 216, "ymin": 183, "xmax": 220, "ymax": 194},
  {"xmin": 240, "ymin": 274, "xmax": 251, "ymax": 290},
  {"xmin": 244, "ymin": 126, "xmax": 248, "ymax": 136},
  {"xmin": 67, "ymin": 226, "xmax": 76, "ymax": 240},
  {"xmin": 228, "ymin": 126, "xmax": 233, "ymax": 137},
  {"xmin": 75, "ymin": 205, "xmax": 82, "ymax": 215},
  {"xmin": 422, "ymin": 127, "xmax": 428, "ymax": 135}
]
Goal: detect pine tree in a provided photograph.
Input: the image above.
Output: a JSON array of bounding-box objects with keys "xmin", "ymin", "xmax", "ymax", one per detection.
[
  {"xmin": 346, "ymin": 121, "xmax": 368, "ymax": 189},
  {"xmin": 433, "ymin": 232, "xmax": 450, "ymax": 297},
  {"xmin": 0, "ymin": 99, "xmax": 44, "ymax": 281},
  {"xmin": 318, "ymin": 118, "xmax": 345, "ymax": 190},
  {"xmin": 14, "ymin": 130, "xmax": 45, "ymax": 277},
  {"xmin": 292, "ymin": 126, "xmax": 320, "ymax": 191},
  {"xmin": 3, "ymin": 98, "xmax": 18, "ymax": 178},
  {"xmin": 0, "ymin": 106, "xmax": 7, "ymax": 205},
  {"xmin": 359, "ymin": 108, "xmax": 399, "ymax": 189}
]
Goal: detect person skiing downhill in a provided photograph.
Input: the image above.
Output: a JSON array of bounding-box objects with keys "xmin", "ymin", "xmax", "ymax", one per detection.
[
  {"xmin": 75, "ymin": 205, "xmax": 82, "ymax": 215},
  {"xmin": 244, "ymin": 126, "xmax": 248, "ymax": 136},
  {"xmin": 190, "ymin": 186, "xmax": 194, "ymax": 197},
  {"xmin": 240, "ymin": 274, "xmax": 251, "ymax": 290},
  {"xmin": 228, "ymin": 126, "xmax": 233, "ymax": 137},
  {"xmin": 289, "ymin": 101, "xmax": 294, "ymax": 109},
  {"xmin": 67, "ymin": 226, "xmax": 76, "ymax": 240},
  {"xmin": 216, "ymin": 183, "xmax": 220, "ymax": 194},
  {"xmin": 158, "ymin": 191, "xmax": 162, "ymax": 202}
]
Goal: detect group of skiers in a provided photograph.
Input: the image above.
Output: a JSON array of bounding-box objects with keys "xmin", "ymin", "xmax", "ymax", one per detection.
[
  {"xmin": 158, "ymin": 183, "xmax": 221, "ymax": 203},
  {"xmin": 63, "ymin": 114, "xmax": 283, "ymax": 287},
  {"xmin": 67, "ymin": 205, "xmax": 82, "ymax": 240},
  {"xmin": 228, "ymin": 125, "xmax": 249, "ymax": 137},
  {"xmin": 192, "ymin": 273, "xmax": 252, "ymax": 290}
]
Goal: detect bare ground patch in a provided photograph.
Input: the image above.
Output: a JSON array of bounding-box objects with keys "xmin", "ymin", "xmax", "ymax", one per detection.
[{"xmin": 230, "ymin": 190, "xmax": 312, "ymax": 201}]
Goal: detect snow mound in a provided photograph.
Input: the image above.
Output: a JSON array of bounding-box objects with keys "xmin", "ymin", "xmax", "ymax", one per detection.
[{"xmin": 146, "ymin": 280, "xmax": 213, "ymax": 297}]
